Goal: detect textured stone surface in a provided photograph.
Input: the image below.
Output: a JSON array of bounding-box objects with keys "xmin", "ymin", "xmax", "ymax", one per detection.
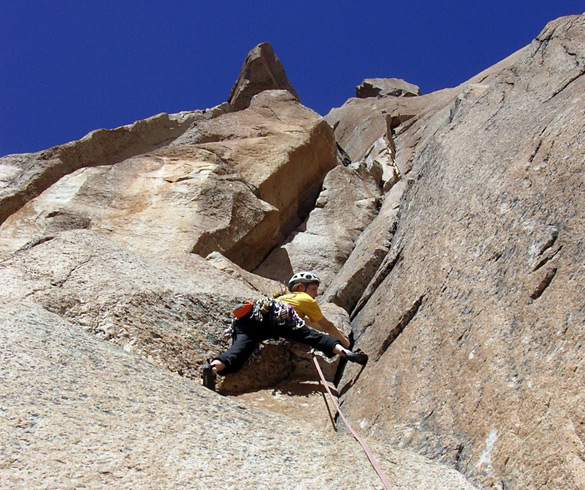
[
  {"xmin": 325, "ymin": 88, "xmax": 455, "ymax": 166},
  {"xmin": 340, "ymin": 14, "xmax": 585, "ymax": 489},
  {"xmin": 0, "ymin": 230, "xmax": 247, "ymax": 379},
  {"xmin": 0, "ymin": 230, "xmax": 346, "ymax": 395},
  {"xmin": 0, "ymin": 109, "xmax": 229, "ymax": 227},
  {"xmin": 254, "ymin": 164, "xmax": 381, "ymax": 290},
  {"xmin": 0, "ymin": 147, "xmax": 280, "ymax": 268},
  {"xmin": 206, "ymin": 250, "xmax": 284, "ymax": 295},
  {"xmin": 0, "ymin": 90, "xmax": 336, "ymax": 270},
  {"xmin": 228, "ymin": 42, "xmax": 300, "ymax": 111},
  {"xmin": 323, "ymin": 179, "xmax": 406, "ymax": 314},
  {"xmin": 0, "ymin": 299, "xmax": 476, "ymax": 490},
  {"xmin": 356, "ymin": 77, "xmax": 421, "ymax": 98},
  {"xmin": 3, "ymin": 15, "xmax": 584, "ymax": 489},
  {"xmin": 173, "ymin": 89, "xmax": 338, "ymax": 257}
]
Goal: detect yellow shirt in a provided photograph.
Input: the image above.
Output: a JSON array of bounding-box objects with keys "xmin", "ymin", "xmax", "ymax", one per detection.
[{"xmin": 276, "ymin": 292, "xmax": 323, "ymax": 323}]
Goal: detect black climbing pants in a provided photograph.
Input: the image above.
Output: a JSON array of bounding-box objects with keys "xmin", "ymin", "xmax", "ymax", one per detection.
[{"xmin": 214, "ymin": 315, "xmax": 341, "ymax": 375}]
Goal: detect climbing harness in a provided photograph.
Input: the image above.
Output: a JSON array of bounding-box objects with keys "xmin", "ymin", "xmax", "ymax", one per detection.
[
  {"xmin": 232, "ymin": 298, "xmax": 306, "ymax": 329},
  {"xmin": 311, "ymin": 351, "xmax": 393, "ymax": 490}
]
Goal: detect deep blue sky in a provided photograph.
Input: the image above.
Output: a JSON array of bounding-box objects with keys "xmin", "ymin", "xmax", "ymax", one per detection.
[{"xmin": 2, "ymin": 2, "xmax": 584, "ymax": 156}]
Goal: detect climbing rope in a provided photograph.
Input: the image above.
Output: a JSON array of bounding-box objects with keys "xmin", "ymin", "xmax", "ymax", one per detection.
[{"xmin": 312, "ymin": 352, "xmax": 393, "ymax": 490}]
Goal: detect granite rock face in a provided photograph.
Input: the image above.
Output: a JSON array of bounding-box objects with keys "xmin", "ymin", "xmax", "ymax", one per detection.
[
  {"xmin": 0, "ymin": 110, "xmax": 228, "ymax": 227},
  {"xmin": 0, "ymin": 90, "xmax": 337, "ymax": 270},
  {"xmin": 0, "ymin": 298, "xmax": 476, "ymax": 489},
  {"xmin": 337, "ymin": 14, "xmax": 585, "ymax": 489},
  {"xmin": 228, "ymin": 42, "xmax": 300, "ymax": 111},
  {"xmin": 254, "ymin": 163, "xmax": 382, "ymax": 290},
  {"xmin": 0, "ymin": 230, "xmax": 249, "ymax": 380},
  {"xmin": 322, "ymin": 179, "xmax": 406, "ymax": 313},
  {"xmin": 172, "ymin": 89, "xmax": 338, "ymax": 256},
  {"xmin": 356, "ymin": 77, "xmax": 421, "ymax": 98},
  {"xmin": 2, "ymin": 17, "xmax": 585, "ymax": 489}
]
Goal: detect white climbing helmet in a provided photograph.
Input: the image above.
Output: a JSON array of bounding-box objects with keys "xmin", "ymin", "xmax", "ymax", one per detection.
[{"xmin": 288, "ymin": 271, "xmax": 320, "ymax": 290}]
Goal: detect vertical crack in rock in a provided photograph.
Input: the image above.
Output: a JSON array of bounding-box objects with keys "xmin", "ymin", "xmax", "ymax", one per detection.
[
  {"xmin": 351, "ymin": 247, "xmax": 402, "ymax": 320},
  {"xmin": 527, "ymin": 127, "xmax": 548, "ymax": 164},
  {"xmin": 376, "ymin": 295, "xmax": 424, "ymax": 361}
]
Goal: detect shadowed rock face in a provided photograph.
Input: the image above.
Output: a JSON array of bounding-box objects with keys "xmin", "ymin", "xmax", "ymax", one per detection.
[
  {"xmin": 254, "ymin": 163, "xmax": 382, "ymax": 290},
  {"xmin": 1, "ymin": 17, "xmax": 585, "ymax": 488},
  {"xmin": 0, "ymin": 230, "xmax": 249, "ymax": 378}
]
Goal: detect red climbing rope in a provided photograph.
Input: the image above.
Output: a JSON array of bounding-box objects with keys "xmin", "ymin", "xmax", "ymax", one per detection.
[{"xmin": 311, "ymin": 352, "xmax": 393, "ymax": 489}]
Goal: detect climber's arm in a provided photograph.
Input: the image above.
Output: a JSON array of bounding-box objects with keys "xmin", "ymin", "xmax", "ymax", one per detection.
[{"xmin": 316, "ymin": 317, "xmax": 350, "ymax": 348}]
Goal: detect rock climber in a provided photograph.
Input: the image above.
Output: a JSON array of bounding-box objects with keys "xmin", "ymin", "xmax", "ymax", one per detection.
[{"xmin": 201, "ymin": 271, "xmax": 368, "ymax": 391}]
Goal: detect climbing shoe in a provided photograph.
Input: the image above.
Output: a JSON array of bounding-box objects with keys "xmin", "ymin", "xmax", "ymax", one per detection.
[
  {"xmin": 345, "ymin": 349, "xmax": 368, "ymax": 366},
  {"xmin": 201, "ymin": 360, "xmax": 216, "ymax": 391}
]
